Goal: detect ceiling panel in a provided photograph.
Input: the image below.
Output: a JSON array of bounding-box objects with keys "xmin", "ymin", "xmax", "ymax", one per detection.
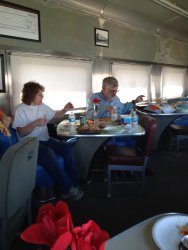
[{"xmin": 44, "ymin": 0, "xmax": 188, "ymax": 42}]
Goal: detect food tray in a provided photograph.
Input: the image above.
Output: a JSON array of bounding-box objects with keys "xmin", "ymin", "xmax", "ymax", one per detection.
[{"xmin": 77, "ymin": 129, "xmax": 101, "ymax": 134}]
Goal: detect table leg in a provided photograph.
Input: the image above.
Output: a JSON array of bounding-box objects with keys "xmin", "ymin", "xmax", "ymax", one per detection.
[
  {"xmin": 148, "ymin": 115, "xmax": 181, "ymax": 149},
  {"xmin": 73, "ymin": 137, "xmax": 108, "ymax": 180}
]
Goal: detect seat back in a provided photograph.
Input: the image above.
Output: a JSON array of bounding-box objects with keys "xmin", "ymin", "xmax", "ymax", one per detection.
[
  {"xmin": 0, "ymin": 127, "xmax": 65, "ymax": 203},
  {"xmin": 0, "ymin": 137, "xmax": 39, "ymax": 249},
  {"xmin": 137, "ymin": 111, "xmax": 157, "ymax": 156},
  {"xmin": 0, "ymin": 137, "xmax": 39, "ymax": 219},
  {"xmin": 0, "ymin": 128, "xmax": 55, "ymax": 187},
  {"xmin": 105, "ymin": 112, "xmax": 157, "ymax": 197}
]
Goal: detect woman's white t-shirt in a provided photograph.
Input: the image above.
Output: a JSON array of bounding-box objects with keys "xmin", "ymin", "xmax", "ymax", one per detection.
[{"xmin": 12, "ymin": 103, "xmax": 55, "ymax": 141}]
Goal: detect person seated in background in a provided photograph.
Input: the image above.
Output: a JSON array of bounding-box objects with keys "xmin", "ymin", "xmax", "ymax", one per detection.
[
  {"xmin": 0, "ymin": 109, "xmax": 11, "ymax": 137},
  {"xmin": 12, "ymin": 81, "xmax": 84, "ymax": 201},
  {"xmin": 0, "ymin": 109, "xmax": 14, "ymax": 157},
  {"xmin": 0, "ymin": 109, "xmax": 17, "ymax": 158},
  {"xmin": 86, "ymin": 76, "xmax": 144, "ymax": 147},
  {"xmin": 86, "ymin": 76, "xmax": 144, "ymax": 120}
]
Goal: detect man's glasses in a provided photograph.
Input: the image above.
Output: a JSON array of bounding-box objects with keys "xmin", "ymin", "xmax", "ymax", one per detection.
[{"xmin": 107, "ymin": 88, "xmax": 119, "ymax": 93}]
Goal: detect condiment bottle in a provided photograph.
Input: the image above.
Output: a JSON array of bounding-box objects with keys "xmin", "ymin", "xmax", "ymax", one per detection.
[{"xmin": 111, "ymin": 106, "xmax": 118, "ymax": 121}]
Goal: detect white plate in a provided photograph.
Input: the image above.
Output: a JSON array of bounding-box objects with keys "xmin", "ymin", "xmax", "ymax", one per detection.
[
  {"xmin": 102, "ymin": 125, "xmax": 125, "ymax": 134},
  {"xmin": 99, "ymin": 120, "xmax": 117, "ymax": 126},
  {"xmin": 152, "ymin": 215, "xmax": 188, "ymax": 250}
]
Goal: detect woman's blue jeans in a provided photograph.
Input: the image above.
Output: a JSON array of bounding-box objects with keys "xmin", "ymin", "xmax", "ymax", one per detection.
[{"xmin": 38, "ymin": 137, "xmax": 79, "ymax": 193}]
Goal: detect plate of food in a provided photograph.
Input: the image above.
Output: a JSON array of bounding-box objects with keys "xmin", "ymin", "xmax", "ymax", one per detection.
[
  {"xmin": 102, "ymin": 125, "xmax": 125, "ymax": 134},
  {"xmin": 77, "ymin": 124, "xmax": 101, "ymax": 134},
  {"xmin": 98, "ymin": 117, "xmax": 119, "ymax": 127},
  {"xmin": 143, "ymin": 104, "xmax": 162, "ymax": 113},
  {"xmin": 98, "ymin": 117, "xmax": 113, "ymax": 124},
  {"xmin": 152, "ymin": 215, "xmax": 188, "ymax": 250}
]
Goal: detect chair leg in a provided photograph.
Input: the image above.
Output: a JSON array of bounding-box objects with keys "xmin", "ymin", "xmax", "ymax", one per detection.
[
  {"xmin": 107, "ymin": 166, "xmax": 111, "ymax": 198},
  {"xmin": 177, "ymin": 135, "xmax": 180, "ymax": 154},
  {"xmin": 0, "ymin": 219, "xmax": 8, "ymax": 250},
  {"xmin": 26, "ymin": 196, "xmax": 33, "ymax": 225},
  {"xmin": 141, "ymin": 172, "xmax": 146, "ymax": 195},
  {"xmin": 169, "ymin": 132, "xmax": 175, "ymax": 151}
]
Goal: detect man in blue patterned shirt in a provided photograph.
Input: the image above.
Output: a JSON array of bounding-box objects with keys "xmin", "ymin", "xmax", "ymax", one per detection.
[{"xmin": 86, "ymin": 76, "xmax": 144, "ymax": 120}]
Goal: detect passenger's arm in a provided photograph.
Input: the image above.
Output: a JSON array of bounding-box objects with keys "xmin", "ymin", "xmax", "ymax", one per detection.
[
  {"xmin": 133, "ymin": 95, "xmax": 145, "ymax": 104},
  {"xmin": 54, "ymin": 102, "xmax": 74, "ymax": 119},
  {"xmin": 122, "ymin": 102, "xmax": 135, "ymax": 114},
  {"xmin": 17, "ymin": 118, "xmax": 46, "ymax": 137}
]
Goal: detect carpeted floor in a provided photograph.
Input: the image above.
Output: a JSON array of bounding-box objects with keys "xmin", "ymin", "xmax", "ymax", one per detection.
[
  {"xmin": 68, "ymin": 147, "xmax": 188, "ymax": 235},
  {"xmin": 11, "ymin": 144, "xmax": 188, "ymax": 249}
]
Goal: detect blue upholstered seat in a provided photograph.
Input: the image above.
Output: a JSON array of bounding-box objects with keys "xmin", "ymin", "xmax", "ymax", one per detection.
[
  {"xmin": 35, "ymin": 165, "xmax": 55, "ymax": 186},
  {"xmin": 0, "ymin": 127, "xmax": 18, "ymax": 156},
  {"xmin": 35, "ymin": 155, "xmax": 64, "ymax": 187},
  {"xmin": 0, "ymin": 127, "xmax": 64, "ymax": 197}
]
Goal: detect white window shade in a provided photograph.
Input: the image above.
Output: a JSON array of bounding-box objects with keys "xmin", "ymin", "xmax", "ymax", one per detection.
[
  {"xmin": 162, "ymin": 67, "xmax": 186, "ymax": 98},
  {"xmin": 112, "ymin": 63, "xmax": 151, "ymax": 103},
  {"xmin": 10, "ymin": 55, "xmax": 92, "ymax": 112}
]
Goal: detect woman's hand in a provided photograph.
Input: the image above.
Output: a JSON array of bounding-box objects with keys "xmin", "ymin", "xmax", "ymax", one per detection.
[
  {"xmin": 63, "ymin": 102, "xmax": 74, "ymax": 112},
  {"xmin": 17, "ymin": 117, "xmax": 47, "ymax": 137},
  {"xmin": 55, "ymin": 102, "xmax": 74, "ymax": 120},
  {"xmin": 35, "ymin": 118, "xmax": 47, "ymax": 127}
]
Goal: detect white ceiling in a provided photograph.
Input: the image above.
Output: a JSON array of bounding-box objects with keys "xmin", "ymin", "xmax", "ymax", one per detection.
[{"xmin": 44, "ymin": 0, "xmax": 188, "ymax": 43}]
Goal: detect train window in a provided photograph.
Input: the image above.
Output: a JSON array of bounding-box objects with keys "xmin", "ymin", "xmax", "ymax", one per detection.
[
  {"xmin": 10, "ymin": 54, "xmax": 92, "ymax": 111},
  {"xmin": 162, "ymin": 67, "xmax": 186, "ymax": 99},
  {"xmin": 112, "ymin": 63, "xmax": 151, "ymax": 102}
]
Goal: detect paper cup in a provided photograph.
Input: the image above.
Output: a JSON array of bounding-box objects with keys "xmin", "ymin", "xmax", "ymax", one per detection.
[{"xmin": 121, "ymin": 115, "xmax": 132, "ymax": 125}]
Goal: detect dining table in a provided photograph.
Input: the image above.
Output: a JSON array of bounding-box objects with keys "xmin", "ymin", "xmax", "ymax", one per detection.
[
  {"xmin": 56, "ymin": 120, "xmax": 145, "ymax": 180},
  {"xmin": 136, "ymin": 109, "xmax": 188, "ymax": 150},
  {"xmin": 105, "ymin": 212, "xmax": 187, "ymax": 250}
]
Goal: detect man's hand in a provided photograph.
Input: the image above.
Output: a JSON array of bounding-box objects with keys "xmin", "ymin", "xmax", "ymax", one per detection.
[
  {"xmin": 134, "ymin": 95, "xmax": 145, "ymax": 103},
  {"xmin": 106, "ymin": 106, "xmax": 114, "ymax": 113}
]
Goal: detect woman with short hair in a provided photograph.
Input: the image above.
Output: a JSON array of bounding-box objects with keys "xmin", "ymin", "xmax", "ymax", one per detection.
[{"xmin": 12, "ymin": 81, "xmax": 84, "ymax": 201}]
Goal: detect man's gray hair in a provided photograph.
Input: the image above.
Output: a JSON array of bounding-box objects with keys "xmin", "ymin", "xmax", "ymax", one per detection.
[{"xmin": 102, "ymin": 77, "xmax": 118, "ymax": 88}]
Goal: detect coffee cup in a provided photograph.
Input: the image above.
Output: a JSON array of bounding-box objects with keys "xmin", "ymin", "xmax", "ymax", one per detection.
[{"xmin": 121, "ymin": 115, "xmax": 132, "ymax": 125}]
